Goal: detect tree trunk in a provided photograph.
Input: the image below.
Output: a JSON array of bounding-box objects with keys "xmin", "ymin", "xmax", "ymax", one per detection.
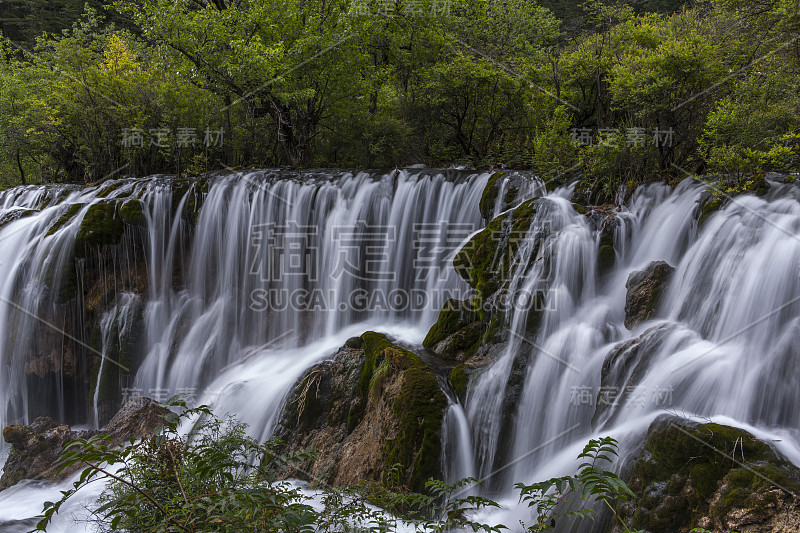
[{"xmin": 16, "ymin": 149, "xmax": 26, "ymax": 185}]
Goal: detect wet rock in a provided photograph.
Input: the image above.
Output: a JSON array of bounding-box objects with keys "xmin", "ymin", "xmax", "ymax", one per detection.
[
  {"xmin": 423, "ymin": 299, "xmax": 484, "ymax": 362},
  {"xmin": 581, "ymin": 204, "xmax": 621, "ymax": 274},
  {"xmin": 104, "ymin": 397, "xmax": 171, "ymax": 447},
  {"xmin": 612, "ymin": 416, "xmax": 800, "ymax": 533},
  {"xmin": 0, "ymin": 208, "xmax": 37, "ymax": 229},
  {"xmin": 624, "ymin": 261, "xmax": 675, "ymax": 329},
  {"xmin": 478, "ymin": 170, "xmax": 537, "ymax": 220},
  {"xmin": 0, "ymin": 418, "xmax": 98, "ymax": 490},
  {"xmin": 592, "ymin": 323, "xmax": 679, "ymax": 427},
  {"xmin": 0, "ymin": 398, "xmax": 170, "ymax": 491},
  {"xmin": 274, "ymin": 332, "xmax": 448, "ymax": 491}
]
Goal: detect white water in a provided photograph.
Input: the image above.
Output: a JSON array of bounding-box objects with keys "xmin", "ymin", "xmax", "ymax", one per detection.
[{"xmin": 1, "ymin": 171, "xmax": 800, "ymax": 532}]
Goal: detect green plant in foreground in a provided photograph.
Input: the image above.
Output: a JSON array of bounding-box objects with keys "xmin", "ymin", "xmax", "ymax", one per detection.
[
  {"xmin": 515, "ymin": 437, "xmax": 642, "ymax": 532},
  {"xmin": 35, "ymin": 399, "xmax": 636, "ymax": 533}
]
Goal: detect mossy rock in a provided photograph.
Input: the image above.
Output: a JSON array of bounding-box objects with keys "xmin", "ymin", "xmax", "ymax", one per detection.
[
  {"xmin": 422, "ymin": 299, "xmax": 485, "ymax": 361},
  {"xmin": 448, "ymin": 364, "xmax": 468, "ymax": 403},
  {"xmin": 352, "ymin": 332, "xmax": 448, "ymax": 489},
  {"xmin": 2, "ymin": 425, "xmax": 28, "ymax": 448},
  {"xmin": 119, "ymin": 200, "xmax": 146, "ymax": 227},
  {"xmin": 374, "ymin": 338, "xmax": 448, "ymax": 490},
  {"xmin": 619, "ymin": 416, "xmax": 800, "ymax": 533},
  {"xmin": 277, "ymin": 332, "xmax": 448, "ymax": 492},
  {"xmin": 454, "ymin": 198, "xmax": 541, "ymax": 316},
  {"xmin": 75, "ymin": 201, "xmax": 125, "ymax": 256},
  {"xmin": 423, "ymin": 299, "xmax": 471, "ymax": 349},
  {"xmin": 479, "ymin": 171, "xmax": 506, "ymax": 219},
  {"xmin": 46, "ymin": 203, "xmax": 85, "ymax": 237}
]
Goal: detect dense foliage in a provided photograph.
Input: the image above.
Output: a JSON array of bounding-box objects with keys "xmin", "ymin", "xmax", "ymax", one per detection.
[
  {"xmin": 36, "ymin": 400, "xmax": 642, "ymax": 532},
  {"xmin": 1, "ymin": 0, "xmax": 798, "ymax": 187}
]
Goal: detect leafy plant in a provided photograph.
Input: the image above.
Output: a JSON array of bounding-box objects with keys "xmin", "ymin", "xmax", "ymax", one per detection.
[
  {"xmin": 35, "ymin": 400, "xmax": 638, "ymax": 533},
  {"xmin": 515, "ymin": 437, "xmax": 642, "ymax": 532},
  {"xmin": 34, "ymin": 399, "xmax": 506, "ymax": 533}
]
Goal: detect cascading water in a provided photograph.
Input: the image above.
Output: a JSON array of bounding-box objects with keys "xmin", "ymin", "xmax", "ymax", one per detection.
[
  {"xmin": 460, "ymin": 178, "xmax": 800, "ymax": 530},
  {"xmin": 2, "ymin": 170, "xmax": 800, "ymax": 533},
  {"xmin": 0, "ymin": 169, "xmax": 502, "ymax": 443},
  {"xmin": 92, "ymin": 293, "xmax": 140, "ymax": 429}
]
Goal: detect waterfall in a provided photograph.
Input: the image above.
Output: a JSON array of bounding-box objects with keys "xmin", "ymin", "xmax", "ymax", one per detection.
[
  {"xmin": 459, "ymin": 177, "xmax": 800, "ymax": 529},
  {"xmin": 92, "ymin": 293, "xmax": 140, "ymax": 428},
  {"xmin": 0, "ymin": 169, "xmax": 503, "ymax": 444},
  {"xmin": 2, "ymin": 170, "xmax": 800, "ymax": 532}
]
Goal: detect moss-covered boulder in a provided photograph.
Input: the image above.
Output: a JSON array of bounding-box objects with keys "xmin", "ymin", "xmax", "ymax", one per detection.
[
  {"xmin": 274, "ymin": 332, "xmax": 448, "ymax": 492},
  {"xmin": 454, "ymin": 197, "xmax": 543, "ymax": 314},
  {"xmin": 624, "ymin": 261, "xmax": 675, "ymax": 329},
  {"xmin": 613, "ymin": 416, "xmax": 800, "ymax": 533},
  {"xmin": 479, "ymin": 171, "xmax": 507, "ymax": 219},
  {"xmin": 119, "ymin": 199, "xmax": 146, "ymax": 227},
  {"xmin": 75, "ymin": 200, "xmax": 125, "ymax": 256},
  {"xmin": 423, "ymin": 299, "xmax": 485, "ymax": 361}
]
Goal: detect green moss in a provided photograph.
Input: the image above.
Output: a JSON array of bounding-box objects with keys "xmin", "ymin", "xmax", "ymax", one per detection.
[
  {"xmin": 453, "ymin": 198, "xmax": 540, "ymax": 317},
  {"xmin": 478, "ymin": 171, "xmax": 506, "ymax": 219},
  {"xmin": 453, "ymin": 215, "xmax": 504, "ymax": 299},
  {"xmin": 119, "ymin": 200, "xmax": 146, "ymax": 227},
  {"xmin": 509, "ymin": 198, "xmax": 538, "ymax": 234},
  {"xmin": 75, "ymin": 201, "xmax": 125, "ymax": 256},
  {"xmin": 351, "ymin": 332, "xmax": 448, "ymax": 491},
  {"xmin": 46, "ymin": 203, "xmax": 85, "ymax": 236},
  {"xmin": 448, "ymin": 364, "xmax": 468, "ymax": 403},
  {"xmin": 383, "ymin": 352, "xmax": 448, "ymax": 491},
  {"xmin": 629, "ymin": 418, "xmax": 799, "ymax": 532},
  {"xmin": 423, "ymin": 299, "xmax": 470, "ymax": 349},
  {"xmin": 347, "ymin": 331, "xmax": 389, "ymax": 432},
  {"xmin": 2, "ymin": 425, "xmax": 27, "ymax": 445},
  {"xmin": 95, "ymin": 180, "xmax": 125, "ymax": 198}
]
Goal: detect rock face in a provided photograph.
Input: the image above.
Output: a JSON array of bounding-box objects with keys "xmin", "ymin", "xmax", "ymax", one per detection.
[
  {"xmin": 624, "ymin": 261, "xmax": 675, "ymax": 329},
  {"xmin": 612, "ymin": 416, "xmax": 800, "ymax": 533},
  {"xmin": 274, "ymin": 332, "xmax": 448, "ymax": 491},
  {"xmin": 478, "ymin": 170, "xmax": 537, "ymax": 220},
  {"xmin": 0, "ymin": 417, "xmax": 96, "ymax": 491},
  {"xmin": 0, "ymin": 397, "xmax": 170, "ymax": 490}
]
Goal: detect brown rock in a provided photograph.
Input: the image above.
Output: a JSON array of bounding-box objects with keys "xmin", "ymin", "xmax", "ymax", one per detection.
[
  {"xmin": 624, "ymin": 261, "xmax": 675, "ymax": 329},
  {"xmin": 0, "ymin": 397, "xmax": 170, "ymax": 491},
  {"xmin": 273, "ymin": 332, "xmax": 448, "ymax": 491}
]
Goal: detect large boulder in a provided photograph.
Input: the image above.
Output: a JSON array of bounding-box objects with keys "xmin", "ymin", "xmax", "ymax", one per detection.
[
  {"xmin": 624, "ymin": 261, "xmax": 675, "ymax": 329},
  {"xmin": 612, "ymin": 416, "xmax": 800, "ymax": 533},
  {"xmin": 0, "ymin": 397, "xmax": 170, "ymax": 491},
  {"xmin": 274, "ymin": 332, "xmax": 448, "ymax": 491},
  {"xmin": 0, "ymin": 417, "xmax": 95, "ymax": 491},
  {"xmin": 478, "ymin": 170, "xmax": 540, "ymax": 220}
]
